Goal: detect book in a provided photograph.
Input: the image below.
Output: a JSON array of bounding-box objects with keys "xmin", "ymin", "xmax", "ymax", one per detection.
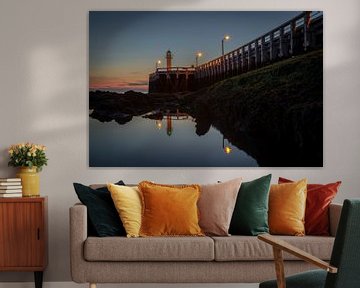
[
  {"xmin": 0, "ymin": 185, "xmax": 22, "ymax": 189},
  {"xmin": 0, "ymin": 189, "xmax": 22, "ymax": 193},
  {"xmin": 0, "ymin": 178, "xmax": 21, "ymax": 182},
  {"xmin": 0, "ymin": 182, "xmax": 22, "ymax": 186},
  {"xmin": 0, "ymin": 193, "xmax": 22, "ymax": 198}
]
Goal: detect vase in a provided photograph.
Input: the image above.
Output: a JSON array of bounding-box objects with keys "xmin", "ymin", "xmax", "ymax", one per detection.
[{"xmin": 16, "ymin": 167, "xmax": 40, "ymax": 197}]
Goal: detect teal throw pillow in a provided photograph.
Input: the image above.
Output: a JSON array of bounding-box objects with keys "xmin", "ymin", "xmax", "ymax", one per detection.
[
  {"xmin": 229, "ymin": 174, "xmax": 272, "ymax": 236},
  {"xmin": 73, "ymin": 181, "xmax": 126, "ymax": 237}
]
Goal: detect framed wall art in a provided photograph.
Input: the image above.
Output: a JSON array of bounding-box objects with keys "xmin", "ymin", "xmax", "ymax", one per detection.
[{"xmin": 89, "ymin": 11, "xmax": 323, "ymax": 167}]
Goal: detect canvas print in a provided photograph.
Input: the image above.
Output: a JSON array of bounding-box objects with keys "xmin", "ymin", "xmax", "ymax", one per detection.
[{"xmin": 89, "ymin": 11, "xmax": 323, "ymax": 167}]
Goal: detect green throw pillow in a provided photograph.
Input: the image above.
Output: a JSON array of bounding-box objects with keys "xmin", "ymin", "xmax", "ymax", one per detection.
[
  {"xmin": 229, "ymin": 174, "xmax": 272, "ymax": 236},
  {"xmin": 73, "ymin": 181, "xmax": 126, "ymax": 237}
]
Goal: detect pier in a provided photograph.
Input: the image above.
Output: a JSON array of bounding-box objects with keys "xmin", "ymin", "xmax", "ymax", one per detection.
[
  {"xmin": 148, "ymin": 66, "xmax": 196, "ymax": 93},
  {"xmin": 148, "ymin": 11, "xmax": 323, "ymax": 93}
]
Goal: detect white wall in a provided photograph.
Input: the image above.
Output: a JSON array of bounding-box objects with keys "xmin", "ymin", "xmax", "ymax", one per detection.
[{"xmin": 0, "ymin": 0, "xmax": 359, "ymax": 283}]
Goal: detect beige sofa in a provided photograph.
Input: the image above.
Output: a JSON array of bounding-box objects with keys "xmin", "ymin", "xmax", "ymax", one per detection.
[{"xmin": 70, "ymin": 203, "xmax": 342, "ymax": 287}]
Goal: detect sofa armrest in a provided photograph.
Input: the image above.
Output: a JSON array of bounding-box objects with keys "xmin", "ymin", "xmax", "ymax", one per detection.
[
  {"xmin": 329, "ymin": 203, "xmax": 342, "ymax": 237},
  {"xmin": 69, "ymin": 203, "xmax": 88, "ymax": 283}
]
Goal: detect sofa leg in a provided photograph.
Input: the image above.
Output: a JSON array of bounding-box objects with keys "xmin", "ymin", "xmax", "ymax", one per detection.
[{"xmin": 89, "ymin": 283, "xmax": 96, "ymax": 288}]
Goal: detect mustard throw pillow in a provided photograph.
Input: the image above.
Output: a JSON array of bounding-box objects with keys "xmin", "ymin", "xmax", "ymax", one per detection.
[
  {"xmin": 107, "ymin": 183, "xmax": 142, "ymax": 237},
  {"xmin": 269, "ymin": 179, "xmax": 307, "ymax": 236},
  {"xmin": 138, "ymin": 181, "xmax": 204, "ymax": 237}
]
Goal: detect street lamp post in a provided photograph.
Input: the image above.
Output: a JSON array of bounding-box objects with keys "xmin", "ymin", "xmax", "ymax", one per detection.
[
  {"xmin": 222, "ymin": 35, "xmax": 231, "ymax": 56},
  {"xmin": 195, "ymin": 52, "xmax": 203, "ymax": 67},
  {"xmin": 221, "ymin": 35, "xmax": 231, "ymax": 76},
  {"xmin": 155, "ymin": 60, "xmax": 161, "ymax": 70}
]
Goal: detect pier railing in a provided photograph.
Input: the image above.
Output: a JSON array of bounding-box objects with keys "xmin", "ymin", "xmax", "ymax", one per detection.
[
  {"xmin": 151, "ymin": 67, "xmax": 196, "ymax": 75},
  {"xmin": 195, "ymin": 11, "xmax": 323, "ymax": 88}
]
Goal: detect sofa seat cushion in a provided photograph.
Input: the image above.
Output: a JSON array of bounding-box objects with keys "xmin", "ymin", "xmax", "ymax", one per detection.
[
  {"xmin": 84, "ymin": 236, "xmax": 214, "ymax": 261},
  {"xmin": 212, "ymin": 236, "xmax": 334, "ymax": 261}
]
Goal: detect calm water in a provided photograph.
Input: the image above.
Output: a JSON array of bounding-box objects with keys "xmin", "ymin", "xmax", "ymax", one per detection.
[{"xmin": 89, "ymin": 115, "xmax": 258, "ymax": 167}]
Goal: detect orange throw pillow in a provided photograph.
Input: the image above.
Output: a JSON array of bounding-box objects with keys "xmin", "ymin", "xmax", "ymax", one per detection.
[
  {"xmin": 138, "ymin": 181, "xmax": 204, "ymax": 237},
  {"xmin": 279, "ymin": 177, "xmax": 341, "ymax": 235},
  {"xmin": 269, "ymin": 179, "xmax": 307, "ymax": 236}
]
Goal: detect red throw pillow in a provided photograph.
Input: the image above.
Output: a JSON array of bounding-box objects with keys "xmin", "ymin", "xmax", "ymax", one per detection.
[{"xmin": 278, "ymin": 177, "xmax": 341, "ymax": 236}]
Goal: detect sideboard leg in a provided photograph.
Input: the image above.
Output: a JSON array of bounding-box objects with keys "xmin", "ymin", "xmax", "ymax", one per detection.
[
  {"xmin": 90, "ymin": 283, "xmax": 97, "ymax": 288},
  {"xmin": 34, "ymin": 271, "xmax": 43, "ymax": 288}
]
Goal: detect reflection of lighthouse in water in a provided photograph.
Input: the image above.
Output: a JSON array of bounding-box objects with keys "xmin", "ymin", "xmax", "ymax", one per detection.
[
  {"xmin": 166, "ymin": 115, "xmax": 173, "ymax": 136},
  {"xmin": 153, "ymin": 109, "xmax": 191, "ymax": 137}
]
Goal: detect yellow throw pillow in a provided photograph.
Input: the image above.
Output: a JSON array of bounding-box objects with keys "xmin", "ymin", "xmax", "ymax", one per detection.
[
  {"xmin": 138, "ymin": 181, "xmax": 204, "ymax": 237},
  {"xmin": 269, "ymin": 179, "xmax": 307, "ymax": 236},
  {"xmin": 107, "ymin": 183, "xmax": 142, "ymax": 238}
]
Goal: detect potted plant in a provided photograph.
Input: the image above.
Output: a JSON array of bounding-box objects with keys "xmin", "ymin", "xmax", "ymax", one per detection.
[{"xmin": 8, "ymin": 143, "xmax": 48, "ymax": 197}]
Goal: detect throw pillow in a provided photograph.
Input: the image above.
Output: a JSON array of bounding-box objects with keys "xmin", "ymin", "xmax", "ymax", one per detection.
[
  {"xmin": 269, "ymin": 179, "xmax": 307, "ymax": 236},
  {"xmin": 198, "ymin": 178, "xmax": 242, "ymax": 236},
  {"xmin": 279, "ymin": 177, "xmax": 341, "ymax": 236},
  {"xmin": 138, "ymin": 181, "xmax": 203, "ymax": 237},
  {"xmin": 107, "ymin": 183, "xmax": 142, "ymax": 238},
  {"xmin": 229, "ymin": 174, "xmax": 272, "ymax": 236},
  {"xmin": 73, "ymin": 181, "xmax": 126, "ymax": 237}
]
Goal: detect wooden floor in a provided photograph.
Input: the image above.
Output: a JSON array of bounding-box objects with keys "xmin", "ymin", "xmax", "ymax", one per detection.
[{"xmin": 0, "ymin": 283, "xmax": 259, "ymax": 288}]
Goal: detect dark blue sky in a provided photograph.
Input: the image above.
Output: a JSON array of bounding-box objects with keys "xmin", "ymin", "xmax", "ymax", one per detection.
[{"xmin": 89, "ymin": 11, "xmax": 300, "ymax": 92}]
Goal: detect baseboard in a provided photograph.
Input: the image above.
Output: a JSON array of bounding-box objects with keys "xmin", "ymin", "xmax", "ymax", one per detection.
[{"xmin": 0, "ymin": 282, "xmax": 259, "ymax": 288}]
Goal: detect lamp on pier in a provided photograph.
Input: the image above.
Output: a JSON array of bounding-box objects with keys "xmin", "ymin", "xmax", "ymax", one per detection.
[
  {"xmin": 222, "ymin": 136, "xmax": 232, "ymax": 154},
  {"xmin": 155, "ymin": 119, "xmax": 162, "ymax": 129},
  {"xmin": 155, "ymin": 60, "xmax": 161, "ymax": 70},
  {"xmin": 195, "ymin": 52, "xmax": 203, "ymax": 67},
  {"xmin": 222, "ymin": 35, "xmax": 231, "ymax": 56}
]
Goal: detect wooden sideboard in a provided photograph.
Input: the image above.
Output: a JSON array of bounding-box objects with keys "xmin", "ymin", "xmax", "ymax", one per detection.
[{"xmin": 0, "ymin": 197, "xmax": 48, "ymax": 288}]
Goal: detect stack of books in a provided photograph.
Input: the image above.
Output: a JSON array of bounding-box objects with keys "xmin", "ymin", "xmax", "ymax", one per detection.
[{"xmin": 0, "ymin": 178, "xmax": 22, "ymax": 197}]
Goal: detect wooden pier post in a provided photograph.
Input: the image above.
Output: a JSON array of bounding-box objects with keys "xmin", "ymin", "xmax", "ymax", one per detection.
[
  {"xmin": 247, "ymin": 44, "xmax": 251, "ymax": 70},
  {"xmin": 279, "ymin": 27, "xmax": 284, "ymax": 58},
  {"xmin": 290, "ymin": 21, "xmax": 296, "ymax": 55},
  {"xmin": 238, "ymin": 48, "xmax": 243, "ymax": 73},
  {"xmin": 242, "ymin": 47, "xmax": 247, "ymax": 72},
  {"xmin": 303, "ymin": 13, "xmax": 310, "ymax": 51},
  {"xmin": 269, "ymin": 32, "xmax": 274, "ymax": 61},
  {"xmin": 261, "ymin": 36, "xmax": 265, "ymax": 64},
  {"xmin": 255, "ymin": 40, "xmax": 259, "ymax": 68}
]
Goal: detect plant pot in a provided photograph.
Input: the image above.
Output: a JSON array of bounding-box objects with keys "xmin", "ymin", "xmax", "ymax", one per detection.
[{"xmin": 16, "ymin": 167, "xmax": 40, "ymax": 197}]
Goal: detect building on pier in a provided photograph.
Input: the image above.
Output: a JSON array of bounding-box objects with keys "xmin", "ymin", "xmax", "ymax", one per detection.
[{"xmin": 148, "ymin": 50, "xmax": 196, "ymax": 93}]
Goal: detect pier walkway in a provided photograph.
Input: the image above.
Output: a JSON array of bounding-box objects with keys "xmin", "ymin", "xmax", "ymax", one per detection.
[{"xmin": 148, "ymin": 11, "xmax": 323, "ymax": 93}]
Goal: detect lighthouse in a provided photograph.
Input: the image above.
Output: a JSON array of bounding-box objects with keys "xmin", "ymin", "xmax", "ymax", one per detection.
[
  {"xmin": 166, "ymin": 50, "xmax": 172, "ymax": 71},
  {"xmin": 148, "ymin": 49, "xmax": 195, "ymax": 93}
]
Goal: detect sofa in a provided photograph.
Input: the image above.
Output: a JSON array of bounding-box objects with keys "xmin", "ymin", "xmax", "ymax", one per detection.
[{"xmin": 70, "ymin": 201, "xmax": 342, "ymax": 287}]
